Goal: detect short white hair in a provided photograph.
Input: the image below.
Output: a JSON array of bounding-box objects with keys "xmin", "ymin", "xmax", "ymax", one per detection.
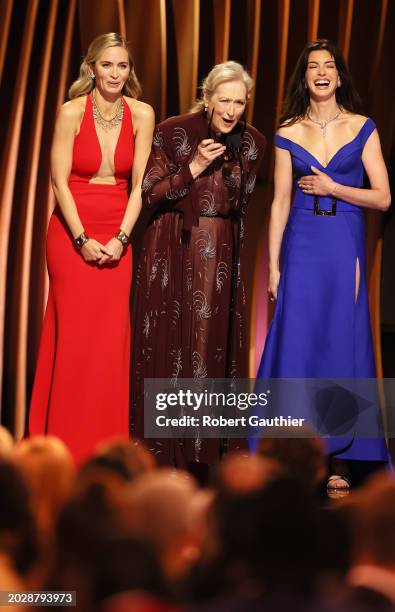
[{"xmin": 191, "ymin": 60, "xmax": 253, "ymax": 112}]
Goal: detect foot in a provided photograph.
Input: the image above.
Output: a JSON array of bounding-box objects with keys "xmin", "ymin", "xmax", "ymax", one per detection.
[{"xmin": 327, "ymin": 474, "xmax": 350, "ymax": 499}]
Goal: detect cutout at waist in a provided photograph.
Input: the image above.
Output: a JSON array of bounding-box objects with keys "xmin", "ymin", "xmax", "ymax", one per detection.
[{"xmin": 88, "ymin": 175, "xmax": 117, "ymax": 185}]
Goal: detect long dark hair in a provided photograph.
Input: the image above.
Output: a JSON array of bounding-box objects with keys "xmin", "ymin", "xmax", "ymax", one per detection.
[{"xmin": 280, "ymin": 39, "xmax": 362, "ymax": 127}]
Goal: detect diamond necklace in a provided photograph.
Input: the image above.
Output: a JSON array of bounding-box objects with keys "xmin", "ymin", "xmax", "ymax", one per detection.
[
  {"xmin": 92, "ymin": 91, "xmax": 123, "ymax": 132},
  {"xmin": 307, "ymin": 107, "xmax": 342, "ymax": 137}
]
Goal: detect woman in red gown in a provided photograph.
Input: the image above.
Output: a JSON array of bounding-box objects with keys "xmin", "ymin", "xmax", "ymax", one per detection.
[{"xmin": 29, "ymin": 33, "xmax": 154, "ymax": 463}]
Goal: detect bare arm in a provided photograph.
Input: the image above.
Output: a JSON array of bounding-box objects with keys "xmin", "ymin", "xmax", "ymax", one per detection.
[
  {"xmin": 268, "ymin": 145, "xmax": 293, "ymax": 299},
  {"xmin": 51, "ymin": 101, "xmax": 112, "ymax": 262},
  {"xmin": 50, "ymin": 102, "xmax": 85, "ymax": 238},
  {"xmin": 121, "ymin": 102, "xmax": 155, "ymax": 234},
  {"xmin": 299, "ymin": 130, "xmax": 391, "ymax": 211}
]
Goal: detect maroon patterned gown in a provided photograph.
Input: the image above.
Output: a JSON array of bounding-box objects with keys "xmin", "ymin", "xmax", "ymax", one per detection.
[{"xmin": 131, "ymin": 109, "xmax": 265, "ymax": 467}]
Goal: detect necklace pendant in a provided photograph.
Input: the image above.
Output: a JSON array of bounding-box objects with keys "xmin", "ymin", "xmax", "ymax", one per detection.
[
  {"xmin": 307, "ymin": 108, "xmax": 341, "ymax": 137},
  {"xmin": 92, "ymin": 92, "xmax": 123, "ymax": 131}
]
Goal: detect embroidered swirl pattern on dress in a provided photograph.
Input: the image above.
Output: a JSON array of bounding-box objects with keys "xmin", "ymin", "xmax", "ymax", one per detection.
[
  {"xmin": 142, "ymin": 165, "xmax": 163, "ymax": 192},
  {"xmin": 172, "ymin": 127, "xmax": 192, "ymax": 158},
  {"xmin": 193, "ymin": 290, "xmax": 212, "ymax": 320},
  {"xmin": 171, "ymin": 348, "xmax": 182, "ymax": 386},
  {"xmin": 246, "ymin": 173, "xmax": 256, "ymax": 194},
  {"xmin": 170, "ymin": 300, "xmax": 181, "ymax": 326},
  {"xmin": 200, "ymin": 191, "xmax": 217, "ymax": 216},
  {"xmin": 196, "ymin": 230, "xmax": 216, "ymax": 261},
  {"xmin": 192, "ymin": 351, "xmax": 208, "ymax": 379},
  {"xmin": 153, "ymin": 129, "xmax": 164, "ymax": 148},
  {"xmin": 165, "ymin": 187, "xmax": 189, "ymax": 199},
  {"xmin": 143, "ymin": 313, "xmax": 150, "ymax": 338},
  {"xmin": 243, "ymin": 132, "xmax": 258, "ymax": 160},
  {"xmin": 216, "ymin": 261, "xmax": 228, "ymax": 293}
]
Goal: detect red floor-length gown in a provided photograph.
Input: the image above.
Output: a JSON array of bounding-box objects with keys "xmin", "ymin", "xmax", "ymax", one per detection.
[{"xmin": 29, "ymin": 94, "xmax": 134, "ymax": 463}]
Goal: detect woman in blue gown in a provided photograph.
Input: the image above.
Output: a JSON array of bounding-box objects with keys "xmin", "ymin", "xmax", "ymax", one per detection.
[{"xmin": 257, "ymin": 40, "xmax": 391, "ymax": 484}]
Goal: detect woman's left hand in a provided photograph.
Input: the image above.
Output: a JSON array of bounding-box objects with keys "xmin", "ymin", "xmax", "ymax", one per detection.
[
  {"xmin": 98, "ymin": 237, "xmax": 124, "ymax": 265},
  {"xmin": 298, "ymin": 166, "xmax": 337, "ymax": 196}
]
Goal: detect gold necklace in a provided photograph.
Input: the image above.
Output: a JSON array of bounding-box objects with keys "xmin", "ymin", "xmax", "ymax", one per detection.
[
  {"xmin": 307, "ymin": 107, "xmax": 342, "ymax": 137},
  {"xmin": 92, "ymin": 91, "xmax": 123, "ymax": 132}
]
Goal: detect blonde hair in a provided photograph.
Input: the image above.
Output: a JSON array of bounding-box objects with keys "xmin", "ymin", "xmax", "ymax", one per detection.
[
  {"xmin": 68, "ymin": 32, "xmax": 141, "ymax": 100},
  {"xmin": 15, "ymin": 436, "xmax": 75, "ymax": 534},
  {"xmin": 191, "ymin": 60, "xmax": 254, "ymax": 112},
  {"xmin": 0, "ymin": 425, "xmax": 14, "ymax": 458}
]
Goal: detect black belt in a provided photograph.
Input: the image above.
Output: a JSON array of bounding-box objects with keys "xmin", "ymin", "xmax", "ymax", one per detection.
[
  {"xmin": 172, "ymin": 207, "xmax": 238, "ymax": 220},
  {"xmin": 314, "ymin": 195, "xmax": 337, "ymax": 216},
  {"xmin": 199, "ymin": 211, "xmax": 235, "ymax": 219}
]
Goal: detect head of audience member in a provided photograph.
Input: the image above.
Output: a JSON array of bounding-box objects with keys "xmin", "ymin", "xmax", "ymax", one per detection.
[
  {"xmin": 183, "ymin": 452, "xmax": 281, "ymax": 603},
  {"xmin": 315, "ymin": 502, "xmax": 354, "ymax": 597},
  {"xmin": 0, "ymin": 458, "xmax": 38, "ymax": 578},
  {"xmin": 14, "ymin": 436, "xmax": 75, "ymax": 536},
  {"xmin": 350, "ymin": 472, "xmax": 395, "ymax": 571},
  {"xmin": 208, "ymin": 475, "xmax": 326, "ymax": 604},
  {"xmin": 94, "ymin": 438, "xmax": 155, "ymax": 480},
  {"xmin": 257, "ymin": 425, "xmax": 327, "ymax": 492},
  {"xmin": 187, "ymin": 451, "xmax": 280, "ymax": 602},
  {"xmin": 215, "ymin": 450, "xmax": 280, "ymax": 496},
  {"xmin": 0, "ymin": 425, "xmax": 14, "ymax": 458},
  {"xmin": 123, "ymin": 469, "xmax": 201, "ymax": 583},
  {"xmin": 48, "ymin": 481, "xmax": 146, "ymax": 611},
  {"xmin": 75, "ymin": 439, "xmax": 155, "ymax": 508},
  {"xmin": 52, "ymin": 481, "xmax": 169, "ymax": 611},
  {"xmin": 91, "ymin": 536, "xmax": 167, "ymax": 611}
]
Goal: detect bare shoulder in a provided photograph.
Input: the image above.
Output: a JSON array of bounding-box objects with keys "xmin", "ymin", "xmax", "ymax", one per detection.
[
  {"xmin": 124, "ymin": 97, "xmax": 155, "ymax": 123},
  {"xmin": 277, "ymin": 119, "xmax": 304, "ymax": 140},
  {"xmin": 59, "ymin": 96, "xmax": 86, "ymax": 119},
  {"xmin": 344, "ymin": 112, "xmax": 368, "ymax": 124},
  {"xmin": 341, "ymin": 112, "xmax": 370, "ymax": 131},
  {"xmin": 57, "ymin": 96, "xmax": 86, "ymax": 133}
]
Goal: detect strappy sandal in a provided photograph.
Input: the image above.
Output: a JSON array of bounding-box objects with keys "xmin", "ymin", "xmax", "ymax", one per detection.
[{"xmin": 327, "ymin": 474, "xmax": 351, "ymax": 498}]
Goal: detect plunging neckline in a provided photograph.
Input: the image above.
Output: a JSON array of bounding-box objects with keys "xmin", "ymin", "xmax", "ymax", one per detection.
[
  {"xmin": 276, "ymin": 118, "xmax": 371, "ymax": 169},
  {"xmin": 89, "ymin": 93, "xmax": 125, "ymax": 184}
]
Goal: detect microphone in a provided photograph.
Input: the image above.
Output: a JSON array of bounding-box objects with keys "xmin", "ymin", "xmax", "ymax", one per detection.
[{"xmin": 207, "ymin": 107, "xmax": 246, "ymax": 157}]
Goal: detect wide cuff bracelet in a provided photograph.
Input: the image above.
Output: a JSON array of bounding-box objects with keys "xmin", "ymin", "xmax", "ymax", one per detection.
[
  {"xmin": 74, "ymin": 232, "xmax": 89, "ymax": 248},
  {"xmin": 115, "ymin": 229, "xmax": 129, "ymax": 245}
]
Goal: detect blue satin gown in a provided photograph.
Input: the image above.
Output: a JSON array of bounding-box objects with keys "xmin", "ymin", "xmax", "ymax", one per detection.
[{"xmin": 257, "ymin": 118, "xmax": 388, "ymax": 461}]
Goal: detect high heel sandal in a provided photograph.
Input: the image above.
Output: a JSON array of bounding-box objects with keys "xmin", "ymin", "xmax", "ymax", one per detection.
[{"xmin": 327, "ymin": 474, "xmax": 351, "ymax": 499}]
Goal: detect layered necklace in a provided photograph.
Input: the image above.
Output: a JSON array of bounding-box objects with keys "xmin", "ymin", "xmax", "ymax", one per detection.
[
  {"xmin": 307, "ymin": 106, "xmax": 342, "ymax": 137},
  {"xmin": 92, "ymin": 90, "xmax": 123, "ymax": 132}
]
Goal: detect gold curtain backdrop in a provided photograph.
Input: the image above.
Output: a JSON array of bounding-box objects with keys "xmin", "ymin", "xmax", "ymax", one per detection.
[{"xmin": 0, "ymin": 0, "xmax": 394, "ymax": 438}]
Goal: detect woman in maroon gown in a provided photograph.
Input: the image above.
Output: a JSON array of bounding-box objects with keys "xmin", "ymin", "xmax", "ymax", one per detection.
[{"xmin": 131, "ymin": 61, "xmax": 265, "ymax": 468}]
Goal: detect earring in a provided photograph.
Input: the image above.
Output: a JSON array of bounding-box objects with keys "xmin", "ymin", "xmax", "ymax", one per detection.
[
  {"xmin": 90, "ymin": 73, "xmax": 95, "ymax": 81},
  {"xmin": 337, "ymin": 79, "xmax": 341, "ymax": 87},
  {"xmin": 204, "ymin": 105, "xmax": 208, "ymax": 112}
]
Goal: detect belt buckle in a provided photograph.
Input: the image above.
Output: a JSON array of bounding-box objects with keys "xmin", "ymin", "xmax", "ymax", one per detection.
[{"xmin": 314, "ymin": 196, "xmax": 337, "ymax": 216}]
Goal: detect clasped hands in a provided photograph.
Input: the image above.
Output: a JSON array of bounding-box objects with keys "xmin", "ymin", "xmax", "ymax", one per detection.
[
  {"xmin": 81, "ymin": 237, "xmax": 124, "ymax": 265},
  {"xmin": 298, "ymin": 166, "xmax": 337, "ymax": 196}
]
